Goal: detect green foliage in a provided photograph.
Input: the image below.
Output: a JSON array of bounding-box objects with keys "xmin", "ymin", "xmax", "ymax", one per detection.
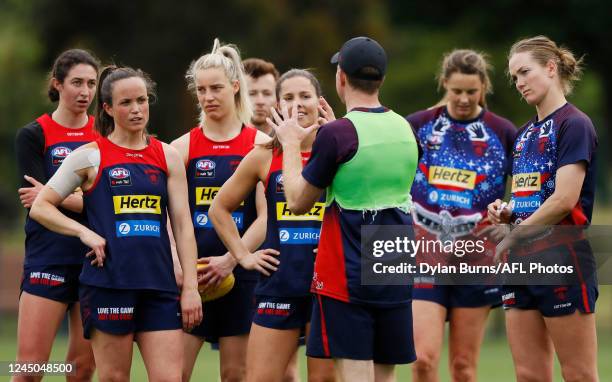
[
  {"xmin": 1, "ymin": 0, "xmax": 610, "ymax": 222},
  {"xmin": 0, "ymin": 1, "xmax": 46, "ymax": 224}
]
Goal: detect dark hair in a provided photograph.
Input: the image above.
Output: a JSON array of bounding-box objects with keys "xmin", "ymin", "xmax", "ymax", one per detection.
[
  {"xmin": 243, "ymin": 58, "xmax": 280, "ymax": 81},
  {"xmin": 508, "ymin": 35, "xmax": 583, "ymax": 95},
  {"xmin": 346, "ymin": 67, "xmax": 383, "ymax": 95},
  {"xmin": 94, "ymin": 65, "xmax": 157, "ymax": 137},
  {"xmin": 435, "ymin": 49, "xmax": 492, "ymax": 107},
  {"xmin": 47, "ymin": 49, "xmax": 100, "ymax": 102},
  {"xmin": 265, "ymin": 69, "xmax": 323, "ymax": 153}
]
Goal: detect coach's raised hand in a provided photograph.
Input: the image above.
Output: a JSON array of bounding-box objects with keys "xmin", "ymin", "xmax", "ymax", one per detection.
[{"xmin": 268, "ymin": 100, "xmax": 318, "ymax": 148}]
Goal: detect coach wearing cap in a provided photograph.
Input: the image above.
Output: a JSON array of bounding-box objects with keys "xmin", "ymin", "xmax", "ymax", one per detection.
[{"xmin": 268, "ymin": 36, "xmax": 420, "ymax": 382}]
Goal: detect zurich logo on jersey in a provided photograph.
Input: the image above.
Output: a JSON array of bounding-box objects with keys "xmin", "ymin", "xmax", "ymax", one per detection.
[
  {"xmin": 195, "ymin": 159, "xmax": 215, "ymax": 178},
  {"xmin": 109, "ymin": 167, "xmax": 132, "ymax": 187},
  {"xmin": 278, "ymin": 228, "xmax": 320, "ymax": 245},
  {"xmin": 193, "ymin": 211, "xmax": 243, "ymax": 229},
  {"xmin": 115, "ymin": 220, "xmax": 160, "ymax": 237},
  {"xmin": 51, "ymin": 146, "xmax": 72, "ymax": 166}
]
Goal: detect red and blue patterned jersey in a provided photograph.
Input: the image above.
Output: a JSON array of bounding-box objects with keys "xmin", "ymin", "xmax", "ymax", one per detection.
[
  {"xmin": 24, "ymin": 114, "xmax": 97, "ymax": 266},
  {"xmin": 186, "ymin": 126, "xmax": 258, "ymax": 280},
  {"xmin": 510, "ymin": 103, "xmax": 597, "ymax": 225},
  {"xmin": 82, "ymin": 136, "xmax": 176, "ymax": 292},
  {"xmin": 408, "ymin": 106, "xmax": 516, "ymax": 226},
  {"xmin": 407, "ymin": 106, "xmax": 516, "ymax": 265},
  {"xmin": 256, "ymin": 150, "xmax": 324, "ymax": 297}
]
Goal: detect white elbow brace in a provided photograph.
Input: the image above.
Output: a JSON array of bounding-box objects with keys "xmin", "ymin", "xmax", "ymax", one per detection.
[{"xmin": 47, "ymin": 148, "xmax": 100, "ymax": 198}]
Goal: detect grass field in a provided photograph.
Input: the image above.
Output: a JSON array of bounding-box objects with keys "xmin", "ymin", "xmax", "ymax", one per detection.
[
  {"xmin": 1, "ymin": 208, "xmax": 611, "ymax": 380},
  {"xmin": 1, "ymin": 313, "xmax": 611, "ymax": 381}
]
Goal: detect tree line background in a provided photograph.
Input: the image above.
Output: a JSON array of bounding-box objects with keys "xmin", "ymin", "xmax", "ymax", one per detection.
[{"xmin": 1, "ymin": 0, "xmax": 610, "ymax": 228}]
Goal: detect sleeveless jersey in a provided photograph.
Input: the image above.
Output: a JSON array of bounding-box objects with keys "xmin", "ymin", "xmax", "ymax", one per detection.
[
  {"xmin": 186, "ymin": 126, "xmax": 258, "ymax": 280},
  {"xmin": 24, "ymin": 114, "xmax": 97, "ymax": 266},
  {"xmin": 257, "ymin": 150, "xmax": 324, "ymax": 297},
  {"xmin": 81, "ymin": 136, "xmax": 176, "ymax": 292}
]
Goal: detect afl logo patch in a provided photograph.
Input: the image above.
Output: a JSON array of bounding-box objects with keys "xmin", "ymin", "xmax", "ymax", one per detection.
[
  {"xmin": 195, "ymin": 159, "xmax": 215, "ymax": 178},
  {"xmin": 109, "ymin": 167, "xmax": 132, "ymax": 187},
  {"xmin": 275, "ymin": 174, "xmax": 284, "ymax": 193},
  {"xmin": 51, "ymin": 146, "xmax": 72, "ymax": 166}
]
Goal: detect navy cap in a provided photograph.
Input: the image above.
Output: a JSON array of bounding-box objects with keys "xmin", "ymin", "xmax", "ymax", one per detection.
[{"xmin": 331, "ymin": 36, "xmax": 387, "ymax": 80}]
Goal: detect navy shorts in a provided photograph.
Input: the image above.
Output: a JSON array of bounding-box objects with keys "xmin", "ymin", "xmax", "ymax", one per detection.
[
  {"xmin": 189, "ymin": 279, "xmax": 256, "ymax": 342},
  {"xmin": 252, "ymin": 295, "xmax": 312, "ymax": 330},
  {"xmin": 20, "ymin": 264, "xmax": 82, "ymax": 304},
  {"xmin": 79, "ymin": 285, "xmax": 181, "ymax": 339},
  {"xmin": 307, "ymin": 295, "xmax": 416, "ymax": 365},
  {"xmin": 502, "ymin": 281, "xmax": 598, "ymax": 317},
  {"xmin": 412, "ymin": 284, "xmax": 501, "ymax": 309}
]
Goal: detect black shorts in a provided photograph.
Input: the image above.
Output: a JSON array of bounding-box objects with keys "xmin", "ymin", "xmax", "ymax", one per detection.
[
  {"xmin": 252, "ymin": 295, "xmax": 313, "ymax": 330},
  {"xmin": 21, "ymin": 264, "xmax": 82, "ymax": 304},
  {"xmin": 79, "ymin": 284, "xmax": 181, "ymax": 339},
  {"xmin": 189, "ymin": 279, "xmax": 256, "ymax": 342},
  {"xmin": 307, "ymin": 294, "xmax": 416, "ymax": 364}
]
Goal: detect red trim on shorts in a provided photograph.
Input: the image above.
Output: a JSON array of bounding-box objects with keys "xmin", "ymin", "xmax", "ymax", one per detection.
[
  {"xmin": 317, "ymin": 294, "xmax": 331, "ymax": 357},
  {"xmin": 568, "ymin": 245, "xmax": 591, "ymax": 313}
]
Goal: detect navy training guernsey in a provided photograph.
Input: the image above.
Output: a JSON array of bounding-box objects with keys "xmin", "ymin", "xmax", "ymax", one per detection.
[
  {"xmin": 256, "ymin": 150, "xmax": 324, "ymax": 298},
  {"xmin": 81, "ymin": 136, "xmax": 176, "ymax": 292},
  {"xmin": 510, "ymin": 103, "xmax": 597, "ymax": 225},
  {"xmin": 186, "ymin": 125, "xmax": 259, "ymax": 280},
  {"xmin": 20, "ymin": 114, "xmax": 97, "ymax": 266}
]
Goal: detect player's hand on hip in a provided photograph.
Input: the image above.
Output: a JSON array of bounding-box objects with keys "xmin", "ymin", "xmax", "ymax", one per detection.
[{"xmin": 238, "ymin": 248, "xmax": 280, "ymax": 276}]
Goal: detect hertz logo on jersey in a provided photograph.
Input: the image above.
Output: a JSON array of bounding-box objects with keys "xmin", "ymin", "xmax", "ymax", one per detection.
[
  {"xmin": 113, "ymin": 195, "xmax": 161, "ymax": 214},
  {"xmin": 511, "ymin": 172, "xmax": 541, "ymax": 192},
  {"xmin": 428, "ymin": 166, "xmax": 476, "ymax": 190},
  {"xmin": 195, "ymin": 187, "xmax": 244, "ymax": 206},
  {"xmin": 276, "ymin": 202, "xmax": 324, "ymax": 221}
]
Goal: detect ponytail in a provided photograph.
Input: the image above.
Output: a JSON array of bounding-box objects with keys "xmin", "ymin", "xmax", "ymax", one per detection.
[
  {"xmin": 508, "ymin": 36, "xmax": 584, "ymax": 95},
  {"xmin": 186, "ymin": 38, "xmax": 252, "ymax": 126}
]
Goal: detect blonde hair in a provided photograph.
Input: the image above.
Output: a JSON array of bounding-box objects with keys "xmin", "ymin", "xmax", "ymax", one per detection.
[
  {"xmin": 508, "ymin": 36, "xmax": 583, "ymax": 95},
  {"xmin": 435, "ymin": 49, "xmax": 493, "ymax": 108},
  {"xmin": 185, "ymin": 38, "xmax": 252, "ymax": 125}
]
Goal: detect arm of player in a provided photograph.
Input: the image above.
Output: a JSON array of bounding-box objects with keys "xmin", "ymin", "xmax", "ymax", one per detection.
[
  {"xmin": 15, "ymin": 126, "xmax": 84, "ymax": 213},
  {"xmin": 209, "ymin": 148, "xmax": 279, "ymax": 276},
  {"xmin": 199, "ymin": 181, "xmax": 269, "ymax": 288},
  {"xmin": 198, "ymin": 130, "xmax": 271, "ymax": 287},
  {"xmin": 19, "ymin": 175, "xmax": 84, "ymax": 213},
  {"xmin": 29, "ymin": 145, "xmax": 106, "ymax": 267},
  {"xmin": 167, "ymin": 135, "xmax": 191, "ymax": 290},
  {"xmin": 163, "ymin": 143, "xmax": 202, "ymax": 331},
  {"xmin": 268, "ymin": 101, "xmax": 325, "ymax": 214},
  {"xmin": 166, "ymin": 217, "xmax": 184, "ymax": 289},
  {"xmin": 495, "ymin": 162, "xmax": 586, "ymax": 257},
  {"xmin": 519, "ymin": 162, "xmax": 586, "ymax": 225},
  {"xmin": 281, "ymin": 144, "xmax": 324, "ymax": 214}
]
